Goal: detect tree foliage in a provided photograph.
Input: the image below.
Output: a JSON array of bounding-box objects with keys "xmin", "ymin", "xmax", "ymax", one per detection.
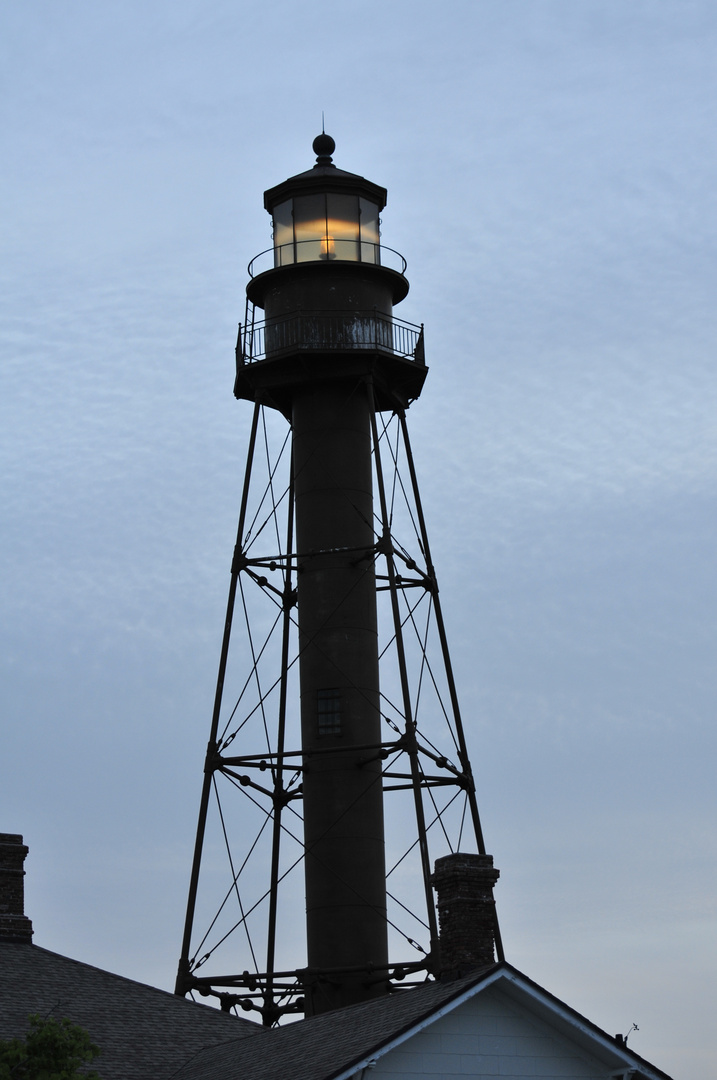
[{"xmin": 0, "ymin": 1014, "xmax": 102, "ymax": 1080}]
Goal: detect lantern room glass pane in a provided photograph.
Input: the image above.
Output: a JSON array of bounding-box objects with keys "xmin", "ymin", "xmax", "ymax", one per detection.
[
  {"xmin": 326, "ymin": 194, "xmax": 360, "ymax": 261},
  {"xmin": 359, "ymin": 198, "xmax": 379, "ymax": 264},
  {"xmin": 273, "ymin": 200, "xmax": 294, "ymax": 267},
  {"xmin": 326, "ymin": 194, "xmax": 359, "ymax": 238},
  {"xmin": 294, "ymin": 193, "xmax": 326, "ymax": 262}
]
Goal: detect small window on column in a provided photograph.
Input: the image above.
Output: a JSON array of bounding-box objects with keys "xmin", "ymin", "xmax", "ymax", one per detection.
[{"xmin": 317, "ymin": 689, "xmax": 342, "ymax": 736}]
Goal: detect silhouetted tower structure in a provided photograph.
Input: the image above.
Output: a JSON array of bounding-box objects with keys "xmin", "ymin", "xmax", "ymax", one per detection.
[{"xmin": 176, "ymin": 134, "xmax": 502, "ymax": 1023}]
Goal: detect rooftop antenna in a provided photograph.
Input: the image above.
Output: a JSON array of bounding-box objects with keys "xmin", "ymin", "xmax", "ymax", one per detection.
[{"xmin": 321, "ymin": 110, "xmax": 325, "ymax": 134}]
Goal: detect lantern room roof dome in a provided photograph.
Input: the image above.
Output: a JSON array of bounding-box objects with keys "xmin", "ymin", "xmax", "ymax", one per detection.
[{"xmin": 262, "ymin": 133, "xmax": 388, "ymax": 213}]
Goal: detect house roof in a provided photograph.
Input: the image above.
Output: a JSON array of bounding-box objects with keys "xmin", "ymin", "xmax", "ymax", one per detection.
[
  {"xmin": 172, "ymin": 962, "xmax": 675, "ymax": 1080},
  {"xmin": 0, "ymin": 943, "xmax": 262, "ymax": 1080},
  {"xmin": 171, "ymin": 968, "xmax": 497, "ymax": 1080},
  {"xmin": 0, "ymin": 945, "xmax": 674, "ymax": 1080}
]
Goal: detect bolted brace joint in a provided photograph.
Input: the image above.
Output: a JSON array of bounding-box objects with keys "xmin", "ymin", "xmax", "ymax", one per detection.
[
  {"xmin": 375, "ymin": 532, "xmax": 393, "ymax": 558},
  {"xmin": 231, "ymin": 546, "xmax": 248, "ymax": 574},
  {"xmin": 272, "ymin": 785, "xmax": 291, "ymax": 809},
  {"xmin": 174, "ymin": 957, "xmax": 194, "ymax": 996},
  {"xmin": 203, "ymin": 743, "xmax": 221, "ymax": 773},
  {"xmin": 457, "ymin": 771, "xmax": 476, "ymax": 793}
]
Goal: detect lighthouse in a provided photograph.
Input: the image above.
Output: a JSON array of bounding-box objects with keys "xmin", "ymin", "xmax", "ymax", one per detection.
[{"xmin": 176, "ymin": 135, "xmax": 500, "ymax": 1023}]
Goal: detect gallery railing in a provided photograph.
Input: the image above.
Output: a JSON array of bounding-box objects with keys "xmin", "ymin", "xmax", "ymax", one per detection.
[
  {"xmin": 238, "ymin": 310, "xmax": 425, "ymax": 366},
  {"xmin": 247, "ymin": 240, "xmax": 408, "ymax": 277}
]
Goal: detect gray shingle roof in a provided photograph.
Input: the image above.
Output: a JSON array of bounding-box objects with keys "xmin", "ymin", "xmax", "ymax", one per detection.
[
  {"xmin": 172, "ymin": 962, "xmax": 675, "ymax": 1080},
  {"xmin": 171, "ymin": 967, "xmax": 497, "ymax": 1080},
  {"xmin": 1, "ymin": 948, "xmax": 674, "ymax": 1080},
  {"xmin": 0, "ymin": 943, "xmax": 262, "ymax": 1080}
]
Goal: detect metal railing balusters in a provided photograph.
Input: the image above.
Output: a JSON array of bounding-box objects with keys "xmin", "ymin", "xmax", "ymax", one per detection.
[
  {"xmin": 240, "ymin": 310, "xmax": 423, "ymax": 365},
  {"xmin": 248, "ymin": 240, "xmax": 407, "ymax": 278}
]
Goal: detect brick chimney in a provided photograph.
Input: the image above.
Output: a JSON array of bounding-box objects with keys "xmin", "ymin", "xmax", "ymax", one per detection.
[
  {"xmin": 432, "ymin": 852, "xmax": 499, "ymax": 977},
  {"xmin": 0, "ymin": 834, "xmax": 34, "ymax": 943}
]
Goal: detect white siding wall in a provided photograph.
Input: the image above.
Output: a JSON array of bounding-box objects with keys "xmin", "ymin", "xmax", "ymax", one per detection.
[{"xmin": 368, "ymin": 985, "xmax": 608, "ymax": 1079}]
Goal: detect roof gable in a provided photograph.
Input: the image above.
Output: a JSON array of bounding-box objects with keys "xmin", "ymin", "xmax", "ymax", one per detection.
[
  {"xmin": 173, "ymin": 964, "xmax": 673, "ymax": 1080},
  {"xmin": 355, "ymin": 980, "xmax": 657, "ymax": 1080},
  {"xmin": 332, "ymin": 968, "xmax": 673, "ymax": 1080}
]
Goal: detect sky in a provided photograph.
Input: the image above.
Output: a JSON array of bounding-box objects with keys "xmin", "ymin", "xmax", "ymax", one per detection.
[{"xmin": 2, "ymin": 2, "xmax": 716, "ymax": 1076}]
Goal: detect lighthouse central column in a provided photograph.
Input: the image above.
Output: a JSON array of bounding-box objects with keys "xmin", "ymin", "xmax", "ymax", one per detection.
[{"xmin": 292, "ymin": 380, "xmax": 388, "ymax": 1014}]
